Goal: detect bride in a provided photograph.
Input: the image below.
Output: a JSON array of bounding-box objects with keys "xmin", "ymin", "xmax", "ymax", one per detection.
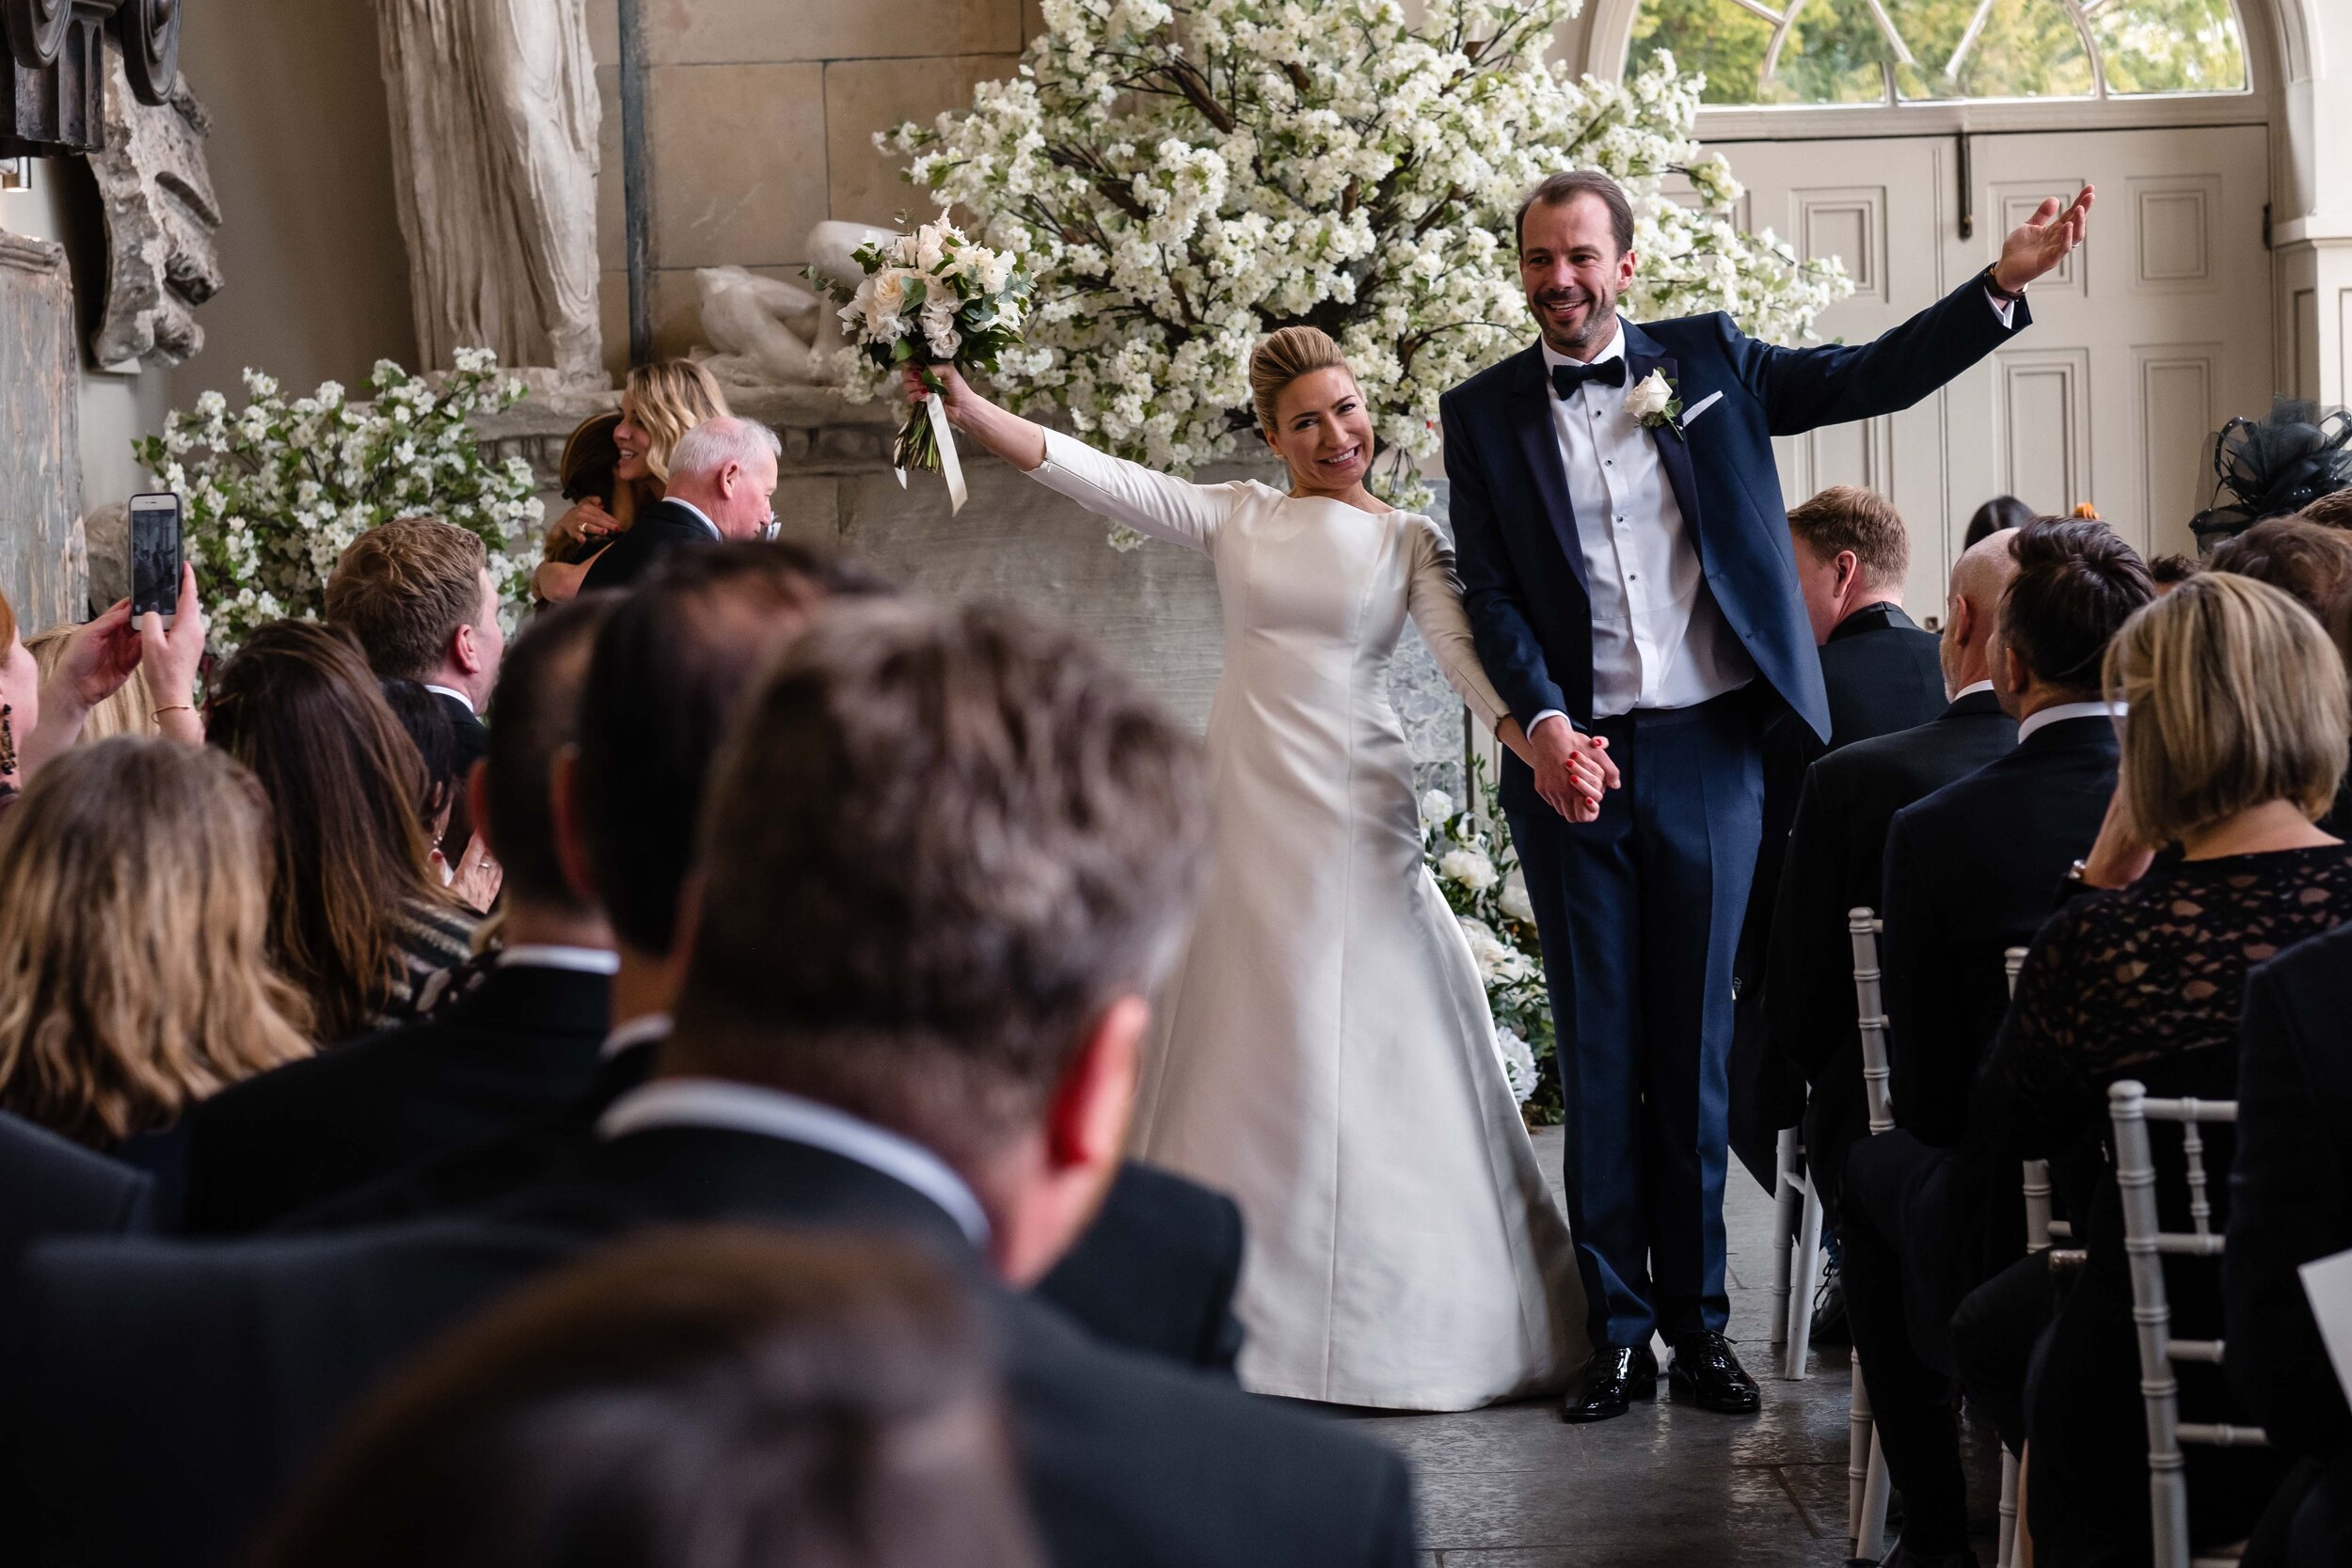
[{"xmin": 911, "ymin": 328, "xmax": 1591, "ymax": 1410}]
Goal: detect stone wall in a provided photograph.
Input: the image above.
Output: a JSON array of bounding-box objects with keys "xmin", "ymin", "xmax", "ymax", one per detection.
[
  {"xmin": 583, "ymin": 0, "xmax": 1033, "ymax": 380},
  {"xmin": 475, "ymin": 388, "xmax": 1468, "ymax": 791}
]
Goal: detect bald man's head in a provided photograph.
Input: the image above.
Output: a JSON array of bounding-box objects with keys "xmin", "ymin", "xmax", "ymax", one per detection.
[{"xmin": 1941, "ymin": 527, "xmax": 2021, "ymax": 697}]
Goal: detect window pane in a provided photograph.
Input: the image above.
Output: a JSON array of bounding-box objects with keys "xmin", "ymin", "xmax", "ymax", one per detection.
[
  {"xmin": 1629, "ymin": 0, "xmax": 1779, "ymax": 106},
  {"xmin": 1772, "ymin": 0, "xmax": 1902, "ymax": 103},
  {"xmin": 2090, "ymin": 0, "xmax": 2248, "ymax": 93},
  {"xmin": 1891, "ymin": 0, "xmax": 2094, "ymax": 98}
]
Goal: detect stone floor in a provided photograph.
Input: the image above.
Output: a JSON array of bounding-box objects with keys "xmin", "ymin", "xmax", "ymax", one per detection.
[{"xmin": 1327, "ymin": 1128, "xmax": 2005, "ymax": 1567}]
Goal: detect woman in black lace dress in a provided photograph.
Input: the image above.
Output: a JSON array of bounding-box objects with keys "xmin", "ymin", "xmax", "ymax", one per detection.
[{"xmin": 1990, "ymin": 573, "xmax": 2352, "ymax": 1565}]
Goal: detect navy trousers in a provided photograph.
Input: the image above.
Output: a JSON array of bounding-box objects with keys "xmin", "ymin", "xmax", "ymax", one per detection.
[{"xmin": 1505, "ymin": 690, "xmax": 1763, "ymax": 1350}]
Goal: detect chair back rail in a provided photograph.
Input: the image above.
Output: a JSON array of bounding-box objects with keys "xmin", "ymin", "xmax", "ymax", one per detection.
[{"xmin": 2108, "ymin": 1080, "xmax": 2268, "ymax": 1568}]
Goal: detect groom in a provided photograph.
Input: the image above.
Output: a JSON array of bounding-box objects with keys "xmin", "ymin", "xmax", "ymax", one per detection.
[{"xmin": 1442, "ymin": 167, "xmax": 2090, "ymax": 1421}]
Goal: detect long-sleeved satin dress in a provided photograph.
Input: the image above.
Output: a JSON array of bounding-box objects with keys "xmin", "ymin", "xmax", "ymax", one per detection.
[{"xmin": 1032, "ymin": 430, "xmax": 1588, "ymax": 1410}]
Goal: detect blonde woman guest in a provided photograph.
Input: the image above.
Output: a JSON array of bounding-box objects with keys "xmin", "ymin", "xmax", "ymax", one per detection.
[
  {"xmin": 0, "ymin": 738, "xmax": 312, "ymax": 1148},
  {"xmin": 535, "ymin": 360, "xmax": 730, "ymax": 604},
  {"xmin": 0, "ymin": 566, "xmax": 209, "ymax": 789},
  {"xmin": 912, "ymin": 332, "xmax": 1595, "ymax": 1410}
]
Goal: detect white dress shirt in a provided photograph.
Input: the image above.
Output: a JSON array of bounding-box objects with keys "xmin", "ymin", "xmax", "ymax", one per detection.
[
  {"xmin": 598, "ymin": 1076, "xmax": 990, "ymax": 1246},
  {"xmin": 422, "ymin": 683, "xmax": 476, "ymax": 715},
  {"xmin": 1952, "ymin": 679, "xmax": 1995, "ymax": 700},
  {"xmin": 496, "ymin": 943, "xmax": 620, "ymax": 975},
  {"xmin": 1531, "ymin": 318, "xmax": 1755, "ymax": 734},
  {"xmin": 2016, "ymin": 699, "xmax": 2124, "ymax": 744}
]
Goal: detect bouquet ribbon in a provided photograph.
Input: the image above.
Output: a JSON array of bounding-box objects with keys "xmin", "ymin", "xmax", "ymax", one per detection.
[{"xmin": 929, "ymin": 389, "xmax": 967, "ymax": 514}]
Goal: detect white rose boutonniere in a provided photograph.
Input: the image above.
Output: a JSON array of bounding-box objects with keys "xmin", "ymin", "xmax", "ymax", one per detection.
[{"xmin": 1626, "ymin": 370, "xmax": 1684, "ymax": 437}]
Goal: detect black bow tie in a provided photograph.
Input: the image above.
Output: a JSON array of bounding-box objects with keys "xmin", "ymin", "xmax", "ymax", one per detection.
[{"xmin": 1551, "ymin": 357, "xmax": 1628, "ymax": 398}]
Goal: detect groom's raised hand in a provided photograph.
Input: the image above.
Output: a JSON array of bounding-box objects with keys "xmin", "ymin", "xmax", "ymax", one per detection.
[{"xmin": 1993, "ymin": 185, "xmax": 2094, "ymax": 294}]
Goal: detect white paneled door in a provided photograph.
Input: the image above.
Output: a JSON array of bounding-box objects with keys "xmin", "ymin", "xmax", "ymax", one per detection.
[{"xmin": 1715, "ymin": 123, "xmax": 2271, "ymax": 605}]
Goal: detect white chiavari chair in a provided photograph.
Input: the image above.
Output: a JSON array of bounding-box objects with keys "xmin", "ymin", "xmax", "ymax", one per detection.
[
  {"xmin": 2108, "ymin": 1081, "xmax": 2265, "ymax": 1568},
  {"xmin": 1846, "ymin": 907, "xmax": 1894, "ymax": 1561},
  {"xmin": 1768, "ymin": 1120, "xmax": 1828, "ymax": 1384}
]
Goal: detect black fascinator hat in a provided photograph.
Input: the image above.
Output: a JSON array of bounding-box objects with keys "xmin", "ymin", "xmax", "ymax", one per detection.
[{"xmin": 2189, "ymin": 398, "xmax": 2352, "ymax": 551}]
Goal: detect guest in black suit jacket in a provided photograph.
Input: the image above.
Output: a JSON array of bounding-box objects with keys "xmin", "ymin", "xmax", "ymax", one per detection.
[
  {"xmin": 136, "ymin": 596, "xmax": 625, "ymax": 1236},
  {"xmin": 326, "ymin": 516, "xmax": 509, "ymax": 856},
  {"xmin": 284, "ymin": 548, "xmax": 1251, "ymax": 1375},
  {"xmin": 1765, "ymin": 526, "xmax": 2023, "ymax": 1212},
  {"xmin": 0, "ymin": 598, "xmax": 1413, "ymax": 1568},
  {"xmin": 0, "ymin": 1108, "xmax": 151, "ymax": 1250},
  {"xmin": 1734, "ymin": 486, "xmax": 1951, "ymax": 1184},
  {"xmin": 578, "ymin": 417, "xmax": 781, "ymax": 592},
  {"xmin": 2229, "ymin": 927, "xmax": 2352, "ymax": 1565}
]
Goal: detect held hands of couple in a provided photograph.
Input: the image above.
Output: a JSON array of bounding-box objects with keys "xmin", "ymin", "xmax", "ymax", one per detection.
[{"xmin": 1530, "ymin": 716, "xmax": 1617, "ymax": 825}]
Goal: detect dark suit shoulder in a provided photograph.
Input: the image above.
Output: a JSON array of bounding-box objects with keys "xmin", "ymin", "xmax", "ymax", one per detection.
[
  {"xmin": 1002, "ymin": 1292, "xmax": 1414, "ymax": 1568},
  {"xmin": 1036, "ymin": 1161, "xmax": 1244, "ymax": 1371},
  {"xmin": 1813, "ymin": 707, "xmax": 2016, "ymax": 809},
  {"xmin": 1445, "ymin": 344, "xmax": 1540, "ymax": 411}
]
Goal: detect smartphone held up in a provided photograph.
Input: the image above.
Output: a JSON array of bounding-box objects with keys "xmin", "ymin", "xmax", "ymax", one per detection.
[{"xmin": 130, "ymin": 493, "xmax": 183, "ymax": 627}]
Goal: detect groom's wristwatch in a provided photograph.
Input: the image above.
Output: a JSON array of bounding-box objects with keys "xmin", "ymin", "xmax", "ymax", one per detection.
[{"xmin": 1980, "ymin": 264, "xmax": 2028, "ymax": 304}]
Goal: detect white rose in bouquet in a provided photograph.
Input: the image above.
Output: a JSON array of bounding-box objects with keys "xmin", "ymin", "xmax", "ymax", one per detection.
[
  {"xmin": 1419, "ymin": 788, "xmax": 1455, "ymax": 827},
  {"xmin": 1439, "ymin": 845, "xmax": 1499, "ymax": 892},
  {"xmin": 1500, "ymin": 870, "xmax": 1536, "ymax": 926}
]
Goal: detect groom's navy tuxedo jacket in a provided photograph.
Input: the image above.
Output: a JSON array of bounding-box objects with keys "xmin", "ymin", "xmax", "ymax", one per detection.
[{"xmin": 1439, "ymin": 276, "xmax": 2032, "ymax": 750}]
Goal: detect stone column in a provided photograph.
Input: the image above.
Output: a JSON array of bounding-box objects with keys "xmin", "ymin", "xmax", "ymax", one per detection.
[{"xmin": 373, "ymin": 0, "xmax": 603, "ymax": 388}]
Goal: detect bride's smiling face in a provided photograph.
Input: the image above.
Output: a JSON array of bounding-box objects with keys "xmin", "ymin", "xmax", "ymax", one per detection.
[{"xmin": 1263, "ymin": 367, "xmax": 1377, "ymax": 493}]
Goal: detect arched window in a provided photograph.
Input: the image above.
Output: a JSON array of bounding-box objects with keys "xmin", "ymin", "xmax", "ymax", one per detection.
[{"xmin": 1629, "ymin": 0, "xmax": 2249, "ymax": 104}]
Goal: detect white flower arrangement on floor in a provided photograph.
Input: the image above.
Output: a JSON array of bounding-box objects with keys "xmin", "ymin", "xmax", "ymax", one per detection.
[
  {"xmin": 1422, "ymin": 764, "xmax": 1559, "ymax": 1121},
  {"xmin": 134, "ymin": 351, "xmax": 540, "ymax": 657},
  {"xmin": 874, "ymin": 0, "xmax": 1851, "ymax": 540}
]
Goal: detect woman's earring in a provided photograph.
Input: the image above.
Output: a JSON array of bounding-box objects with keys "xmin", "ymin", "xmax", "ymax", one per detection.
[{"xmin": 0, "ymin": 703, "xmax": 17, "ymax": 780}]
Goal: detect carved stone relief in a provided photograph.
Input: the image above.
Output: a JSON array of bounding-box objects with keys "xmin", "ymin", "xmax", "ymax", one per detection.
[
  {"xmin": 82, "ymin": 41, "xmax": 218, "ymax": 368},
  {"xmin": 0, "ymin": 230, "xmax": 86, "ymax": 626},
  {"xmin": 691, "ymin": 220, "xmax": 892, "ymax": 390},
  {"xmin": 373, "ymin": 0, "xmax": 604, "ymax": 388}
]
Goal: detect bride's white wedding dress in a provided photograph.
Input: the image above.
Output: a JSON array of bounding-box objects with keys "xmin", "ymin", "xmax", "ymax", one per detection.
[{"xmin": 1032, "ymin": 431, "xmax": 1588, "ymax": 1410}]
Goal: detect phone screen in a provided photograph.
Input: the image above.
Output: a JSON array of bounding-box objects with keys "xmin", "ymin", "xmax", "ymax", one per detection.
[{"xmin": 130, "ymin": 493, "xmax": 183, "ymax": 621}]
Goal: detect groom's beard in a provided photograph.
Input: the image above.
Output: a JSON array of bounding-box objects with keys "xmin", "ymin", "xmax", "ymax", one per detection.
[{"xmin": 1531, "ymin": 286, "xmax": 1614, "ymax": 358}]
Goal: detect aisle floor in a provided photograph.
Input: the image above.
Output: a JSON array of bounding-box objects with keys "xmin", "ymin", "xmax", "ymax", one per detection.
[{"xmin": 1333, "ymin": 1128, "xmax": 2005, "ymax": 1567}]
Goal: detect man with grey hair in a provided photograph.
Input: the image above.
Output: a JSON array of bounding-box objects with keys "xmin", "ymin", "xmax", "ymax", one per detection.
[{"xmin": 580, "ymin": 414, "xmax": 781, "ymax": 591}]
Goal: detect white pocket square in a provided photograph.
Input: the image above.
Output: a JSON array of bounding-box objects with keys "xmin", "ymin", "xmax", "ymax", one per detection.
[{"xmin": 1682, "ymin": 390, "xmax": 1724, "ymax": 425}]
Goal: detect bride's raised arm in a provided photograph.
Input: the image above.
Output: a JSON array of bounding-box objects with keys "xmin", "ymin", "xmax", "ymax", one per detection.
[{"xmin": 908, "ymin": 367, "xmax": 1238, "ymax": 555}]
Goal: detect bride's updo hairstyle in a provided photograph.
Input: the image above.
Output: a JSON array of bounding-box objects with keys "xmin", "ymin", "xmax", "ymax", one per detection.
[{"xmin": 1249, "ymin": 326, "xmax": 1354, "ymax": 434}]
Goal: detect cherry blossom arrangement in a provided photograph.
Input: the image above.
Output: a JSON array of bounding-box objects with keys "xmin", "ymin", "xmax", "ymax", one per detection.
[
  {"xmin": 134, "ymin": 352, "xmax": 538, "ymax": 655},
  {"xmin": 818, "ymin": 218, "xmax": 1035, "ymax": 513},
  {"xmin": 879, "ymin": 0, "xmax": 1851, "ymax": 540}
]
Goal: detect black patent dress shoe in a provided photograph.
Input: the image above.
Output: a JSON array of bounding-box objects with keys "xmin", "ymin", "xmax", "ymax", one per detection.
[
  {"xmin": 1559, "ymin": 1343, "xmax": 1659, "ymax": 1423},
  {"xmin": 1666, "ymin": 1331, "xmax": 1762, "ymax": 1413}
]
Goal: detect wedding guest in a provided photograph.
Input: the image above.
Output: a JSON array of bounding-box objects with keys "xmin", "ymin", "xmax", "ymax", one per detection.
[
  {"xmin": 0, "ymin": 1108, "xmax": 154, "ymax": 1250},
  {"xmin": 378, "ymin": 679, "xmax": 461, "ymax": 847},
  {"xmin": 204, "ymin": 622, "xmax": 478, "ymax": 1044},
  {"xmin": 157, "ymin": 598, "xmax": 621, "ymax": 1237},
  {"xmin": 0, "ymin": 738, "xmax": 311, "ymax": 1148},
  {"xmin": 536, "ymin": 360, "xmax": 730, "ymax": 604},
  {"xmin": 1964, "ymin": 493, "xmax": 2035, "ymax": 547},
  {"xmin": 1765, "ymin": 526, "xmax": 2022, "ymax": 1216},
  {"xmin": 2149, "ymin": 552, "xmax": 2204, "ymax": 592},
  {"xmin": 2209, "ymin": 515, "xmax": 2352, "ymax": 623},
  {"xmin": 577, "ymin": 417, "xmax": 782, "ymax": 592},
  {"xmin": 1839, "ymin": 519, "xmax": 2151, "ymax": 1564},
  {"xmin": 326, "ymin": 516, "xmax": 506, "ymax": 856},
  {"xmin": 1993, "ymin": 573, "xmax": 2339, "ymax": 1563},
  {"xmin": 6, "ymin": 567, "xmax": 209, "ymax": 780},
  {"xmin": 2297, "ymin": 485, "xmax": 2352, "ymax": 530},
  {"xmin": 247, "ymin": 1229, "xmax": 1044, "ymax": 1568},
  {"xmin": 2228, "ymin": 927, "xmax": 2352, "ymax": 1565},
  {"xmin": 2, "ymin": 599, "xmax": 1419, "ymax": 1568},
  {"xmin": 1734, "ymin": 484, "xmax": 1947, "ymax": 1185}
]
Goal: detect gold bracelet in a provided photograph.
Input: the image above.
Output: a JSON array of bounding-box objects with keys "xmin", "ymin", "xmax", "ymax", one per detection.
[{"xmin": 152, "ymin": 704, "xmax": 194, "ymax": 720}]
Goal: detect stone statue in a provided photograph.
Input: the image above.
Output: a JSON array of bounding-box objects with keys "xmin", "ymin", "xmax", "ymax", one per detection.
[
  {"xmin": 373, "ymin": 0, "xmax": 604, "ymax": 388},
  {"xmin": 691, "ymin": 220, "xmax": 895, "ymax": 389},
  {"xmin": 83, "ymin": 43, "xmax": 222, "ymax": 369}
]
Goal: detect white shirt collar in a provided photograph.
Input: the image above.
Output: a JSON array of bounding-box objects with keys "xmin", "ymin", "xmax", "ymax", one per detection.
[
  {"xmin": 2017, "ymin": 699, "xmax": 2123, "ymax": 744},
  {"xmin": 1952, "ymin": 679, "xmax": 1995, "ymax": 700},
  {"xmin": 600, "ymin": 1011, "xmax": 673, "ymax": 1061},
  {"xmin": 422, "ymin": 684, "xmax": 477, "ymax": 715},
  {"xmin": 1538, "ymin": 316, "xmax": 1629, "ymax": 375},
  {"xmin": 496, "ymin": 944, "xmax": 620, "ymax": 976},
  {"xmin": 597, "ymin": 1077, "xmax": 990, "ymax": 1247},
  {"xmin": 669, "ymin": 499, "xmax": 723, "ymax": 542}
]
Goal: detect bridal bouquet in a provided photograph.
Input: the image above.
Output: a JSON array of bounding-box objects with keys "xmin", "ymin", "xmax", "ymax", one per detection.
[{"xmin": 819, "ymin": 217, "xmax": 1033, "ymax": 514}]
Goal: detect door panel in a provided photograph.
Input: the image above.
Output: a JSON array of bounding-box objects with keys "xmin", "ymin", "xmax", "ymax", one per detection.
[{"xmin": 1717, "ymin": 122, "xmax": 2270, "ymax": 599}]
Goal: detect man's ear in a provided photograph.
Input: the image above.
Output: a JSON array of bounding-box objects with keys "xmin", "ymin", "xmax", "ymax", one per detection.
[
  {"xmin": 1042, "ymin": 995, "xmax": 1147, "ymax": 1174},
  {"xmin": 452, "ymin": 622, "xmax": 484, "ymax": 678},
  {"xmin": 1948, "ymin": 594, "xmax": 1976, "ymax": 647},
  {"xmin": 465, "ymin": 758, "xmax": 494, "ymax": 858},
  {"xmin": 549, "ymin": 745, "xmax": 598, "ymax": 909}
]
